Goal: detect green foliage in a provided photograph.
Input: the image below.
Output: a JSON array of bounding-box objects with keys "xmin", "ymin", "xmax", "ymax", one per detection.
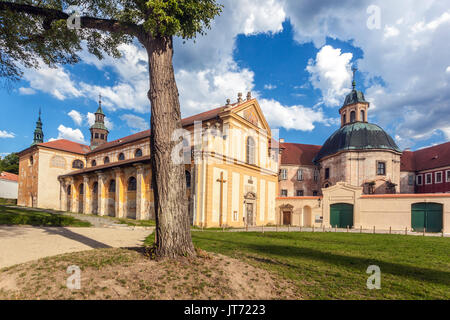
[
  {"xmin": 0, "ymin": 0, "xmax": 222, "ymax": 83},
  {"xmin": 0, "ymin": 152, "xmax": 19, "ymax": 174}
]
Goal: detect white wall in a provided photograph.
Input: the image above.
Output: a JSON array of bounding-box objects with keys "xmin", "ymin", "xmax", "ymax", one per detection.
[{"xmin": 0, "ymin": 179, "xmax": 18, "ymax": 199}]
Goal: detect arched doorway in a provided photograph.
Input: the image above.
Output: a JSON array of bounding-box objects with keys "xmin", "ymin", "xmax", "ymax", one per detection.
[
  {"xmin": 91, "ymin": 182, "xmax": 98, "ymax": 214},
  {"xmin": 280, "ymin": 204, "xmax": 293, "ymax": 225},
  {"xmin": 303, "ymin": 206, "xmax": 312, "ymax": 227},
  {"xmin": 411, "ymin": 203, "xmax": 443, "ymax": 233},
  {"xmin": 108, "ymin": 180, "xmax": 116, "ymax": 217},
  {"xmin": 78, "ymin": 183, "xmax": 84, "ymax": 213},
  {"xmin": 330, "ymin": 203, "xmax": 353, "ymax": 228},
  {"xmin": 67, "ymin": 185, "xmax": 72, "ymax": 212},
  {"xmin": 127, "ymin": 177, "xmax": 137, "ymax": 219}
]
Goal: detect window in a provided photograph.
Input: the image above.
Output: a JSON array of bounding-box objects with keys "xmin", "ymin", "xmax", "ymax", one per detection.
[
  {"xmin": 325, "ymin": 168, "xmax": 330, "ymax": 180},
  {"xmin": 296, "ymin": 190, "xmax": 304, "ymax": 197},
  {"xmin": 72, "ymin": 160, "xmax": 84, "ymax": 169},
  {"xmin": 100, "ymin": 134, "xmax": 105, "ymax": 140},
  {"xmin": 425, "ymin": 173, "xmax": 432, "ymax": 185},
  {"xmin": 67, "ymin": 185, "xmax": 71, "ymax": 196},
  {"xmin": 408, "ymin": 175, "xmax": 414, "ymax": 186},
  {"xmin": 447, "ymin": 170, "xmax": 450, "ymax": 182},
  {"xmin": 91, "ymin": 160, "xmax": 97, "ymax": 167},
  {"xmin": 281, "ymin": 189, "xmax": 288, "ymax": 197},
  {"xmin": 95, "ymin": 133, "xmax": 99, "ymax": 139},
  {"xmin": 185, "ymin": 170, "xmax": 191, "ymax": 188},
  {"xmin": 297, "ymin": 169, "xmax": 303, "ymax": 181},
  {"xmin": 29, "ymin": 156, "xmax": 34, "ymax": 165},
  {"xmin": 280, "ymin": 169, "xmax": 287, "ymax": 180},
  {"xmin": 377, "ymin": 161, "xmax": 386, "ymax": 175},
  {"xmin": 92, "ymin": 182, "xmax": 98, "ymax": 194},
  {"xmin": 416, "ymin": 174, "xmax": 423, "ymax": 186},
  {"xmin": 246, "ymin": 137, "xmax": 255, "ymax": 165},
  {"xmin": 127, "ymin": 177, "xmax": 137, "ymax": 191},
  {"xmin": 104, "ymin": 157, "xmax": 110, "ymax": 164},
  {"xmin": 79, "ymin": 184, "xmax": 84, "ymax": 195},
  {"xmin": 350, "ymin": 111, "xmax": 356, "ymax": 122},
  {"xmin": 314, "ymin": 169, "xmax": 319, "ymax": 182},
  {"xmin": 343, "ymin": 113, "xmax": 346, "ymax": 124},
  {"xmin": 50, "ymin": 156, "xmax": 66, "ymax": 169},
  {"xmin": 360, "ymin": 110, "xmax": 365, "ymax": 122},
  {"xmin": 435, "ymin": 171, "xmax": 443, "ymax": 184},
  {"xmin": 118, "ymin": 153, "xmax": 125, "ymax": 161},
  {"xmin": 135, "ymin": 149, "xmax": 143, "ymax": 158},
  {"xmin": 313, "ymin": 191, "xmax": 318, "ymax": 196},
  {"xmin": 108, "ymin": 180, "xmax": 116, "ymax": 193}
]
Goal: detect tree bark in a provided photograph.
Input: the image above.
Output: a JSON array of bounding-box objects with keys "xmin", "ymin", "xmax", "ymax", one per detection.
[{"xmin": 144, "ymin": 35, "xmax": 196, "ymax": 259}]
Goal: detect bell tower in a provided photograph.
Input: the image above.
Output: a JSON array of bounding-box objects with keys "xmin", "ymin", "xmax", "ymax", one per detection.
[
  {"xmin": 339, "ymin": 67, "xmax": 370, "ymax": 127},
  {"xmin": 31, "ymin": 108, "xmax": 44, "ymax": 146},
  {"xmin": 89, "ymin": 94, "xmax": 109, "ymax": 149}
]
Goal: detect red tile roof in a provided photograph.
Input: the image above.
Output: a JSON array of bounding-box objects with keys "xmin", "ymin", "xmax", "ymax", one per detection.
[
  {"xmin": 0, "ymin": 171, "xmax": 18, "ymax": 182},
  {"xmin": 89, "ymin": 130, "xmax": 151, "ymax": 153},
  {"xmin": 400, "ymin": 150, "xmax": 415, "ymax": 171},
  {"xmin": 37, "ymin": 140, "xmax": 91, "ymax": 154},
  {"xmin": 280, "ymin": 142, "xmax": 322, "ymax": 166},
  {"xmin": 408, "ymin": 142, "xmax": 450, "ymax": 172}
]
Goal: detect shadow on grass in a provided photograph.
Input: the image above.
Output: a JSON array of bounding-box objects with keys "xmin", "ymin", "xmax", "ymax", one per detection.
[{"xmin": 194, "ymin": 235, "xmax": 450, "ymax": 287}]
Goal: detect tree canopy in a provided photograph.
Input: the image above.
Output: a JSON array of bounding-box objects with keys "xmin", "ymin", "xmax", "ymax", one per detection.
[
  {"xmin": 0, "ymin": 0, "xmax": 222, "ymax": 82},
  {"xmin": 0, "ymin": 153, "xmax": 19, "ymax": 174}
]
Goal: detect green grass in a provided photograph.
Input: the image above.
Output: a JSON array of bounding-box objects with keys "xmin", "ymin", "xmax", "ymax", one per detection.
[
  {"xmin": 116, "ymin": 218, "xmax": 155, "ymax": 227},
  {"xmin": 175, "ymin": 231, "xmax": 449, "ymax": 299},
  {"xmin": 0, "ymin": 205, "xmax": 91, "ymax": 227},
  {"xmin": 0, "ymin": 198, "xmax": 17, "ymax": 205}
]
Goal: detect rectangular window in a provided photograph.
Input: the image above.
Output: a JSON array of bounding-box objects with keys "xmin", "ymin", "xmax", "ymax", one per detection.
[
  {"xmin": 95, "ymin": 133, "xmax": 99, "ymax": 139},
  {"xmin": 314, "ymin": 169, "xmax": 319, "ymax": 182},
  {"xmin": 313, "ymin": 191, "xmax": 318, "ymax": 196},
  {"xmin": 280, "ymin": 169, "xmax": 287, "ymax": 180},
  {"xmin": 281, "ymin": 189, "xmax": 288, "ymax": 197},
  {"xmin": 325, "ymin": 168, "xmax": 330, "ymax": 180},
  {"xmin": 425, "ymin": 173, "xmax": 432, "ymax": 185},
  {"xmin": 377, "ymin": 161, "xmax": 386, "ymax": 175},
  {"xmin": 447, "ymin": 170, "xmax": 450, "ymax": 182},
  {"xmin": 408, "ymin": 175, "xmax": 414, "ymax": 186},
  {"xmin": 435, "ymin": 171, "xmax": 443, "ymax": 184},
  {"xmin": 416, "ymin": 174, "xmax": 423, "ymax": 186},
  {"xmin": 297, "ymin": 169, "xmax": 303, "ymax": 181},
  {"xmin": 296, "ymin": 190, "xmax": 304, "ymax": 197}
]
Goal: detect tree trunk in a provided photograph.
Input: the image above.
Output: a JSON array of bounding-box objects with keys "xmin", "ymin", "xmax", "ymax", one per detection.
[{"xmin": 145, "ymin": 35, "xmax": 196, "ymax": 259}]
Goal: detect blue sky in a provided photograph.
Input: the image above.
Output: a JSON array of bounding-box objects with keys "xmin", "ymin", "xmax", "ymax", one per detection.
[{"xmin": 1, "ymin": 0, "xmax": 450, "ymax": 157}]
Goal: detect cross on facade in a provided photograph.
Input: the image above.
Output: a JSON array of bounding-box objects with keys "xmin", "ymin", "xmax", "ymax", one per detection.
[{"xmin": 217, "ymin": 171, "xmax": 227, "ymax": 226}]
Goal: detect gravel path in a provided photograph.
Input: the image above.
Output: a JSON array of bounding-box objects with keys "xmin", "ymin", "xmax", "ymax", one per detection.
[{"xmin": 0, "ymin": 226, "xmax": 153, "ymax": 269}]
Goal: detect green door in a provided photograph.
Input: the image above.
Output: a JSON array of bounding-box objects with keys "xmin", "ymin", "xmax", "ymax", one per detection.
[
  {"xmin": 411, "ymin": 203, "xmax": 443, "ymax": 233},
  {"xmin": 330, "ymin": 203, "xmax": 354, "ymax": 228}
]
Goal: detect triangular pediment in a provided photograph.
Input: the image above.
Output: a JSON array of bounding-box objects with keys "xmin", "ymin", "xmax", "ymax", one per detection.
[{"xmin": 227, "ymin": 99, "xmax": 271, "ymax": 134}]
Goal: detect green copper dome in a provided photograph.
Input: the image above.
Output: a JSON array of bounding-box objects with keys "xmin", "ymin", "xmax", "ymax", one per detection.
[
  {"xmin": 313, "ymin": 122, "xmax": 401, "ymax": 163},
  {"xmin": 343, "ymin": 89, "xmax": 367, "ymax": 106}
]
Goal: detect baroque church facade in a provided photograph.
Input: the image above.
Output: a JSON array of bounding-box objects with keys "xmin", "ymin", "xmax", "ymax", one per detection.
[{"xmin": 17, "ymin": 80, "xmax": 450, "ymax": 232}]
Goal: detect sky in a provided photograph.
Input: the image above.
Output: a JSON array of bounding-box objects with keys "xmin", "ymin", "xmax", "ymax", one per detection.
[{"xmin": 1, "ymin": 0, "xmax": 450, "ymax": 157}]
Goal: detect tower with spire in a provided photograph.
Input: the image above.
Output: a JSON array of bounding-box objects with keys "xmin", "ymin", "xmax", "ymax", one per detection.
[
  {"xmin": 31, "ymin": 109, "xmax": 44, "ymax": 146},
  {"xmin": 339, "ymin": 66, "xmax": 370, "ymax": 127},
  {"xmin": 89, "ymin": 94, "xmax": 109, "ymax": 149}
]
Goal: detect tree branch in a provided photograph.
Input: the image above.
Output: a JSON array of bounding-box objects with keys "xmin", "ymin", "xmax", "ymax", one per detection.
[{"xmin": 0, "ymin": 2, "xmax": 144, "ymax": 39}]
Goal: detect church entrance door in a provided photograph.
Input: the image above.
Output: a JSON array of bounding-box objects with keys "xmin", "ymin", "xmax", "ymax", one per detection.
[
  {"xmin": 283, "ymin": 211, "xmax": 291, "ymax": 225},
  {"xmin": 246, "ymin": 203, "xmax": 254, "ymax": 226}
]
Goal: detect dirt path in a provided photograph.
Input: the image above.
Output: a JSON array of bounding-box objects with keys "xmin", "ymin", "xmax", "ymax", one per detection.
[{"xmin": 0, "ymin": 226, "xmax": 153, "ymax": 269}]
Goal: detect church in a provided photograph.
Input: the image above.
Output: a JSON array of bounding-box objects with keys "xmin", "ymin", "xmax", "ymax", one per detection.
[{"xmin": 17, "ymin": 77, "xmax": 450, "ymax": 233}]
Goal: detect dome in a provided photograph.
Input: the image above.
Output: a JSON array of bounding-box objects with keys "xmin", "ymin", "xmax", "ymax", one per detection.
[
  {"xmin": 343, "ymin": 89, "xmax": 366, "ymax": 106},
  {"xmin": 313, "ymin": 122, "xmax": 401, "ymax": 163}
]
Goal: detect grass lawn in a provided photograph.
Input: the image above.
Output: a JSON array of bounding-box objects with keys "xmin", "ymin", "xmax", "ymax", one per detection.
[
  {"xmin": 0, "ymin": 205, "xmax": 91, "ymax": 227},
  {"xmin": 187, "ymin": 231, "xmax": 450, "ymax": 299}
]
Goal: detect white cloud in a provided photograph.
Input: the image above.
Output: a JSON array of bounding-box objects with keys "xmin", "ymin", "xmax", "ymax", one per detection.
[
  {"xmin": 0, "ymin": 130, "xmax": 15, "ymax": 138},
  {"xmin": 52, "ymin": 125, "xmax": 86, "ymax": 144},
  {"xmin": 384, "ymin": 25, "xmax": 399, "ymax": 38},
  {"xmin": 120, "ymin": 114, "xmax": 149, "ymax": 132},
  {"xmin": 306, "ymin": 45, "xmax": 353, "ymax": 107},
  {"xmin": 18, "ymin": 87, "xmax": 36, "ymax": 95},
  {"xmin": 68, "ymin": 110, "xmax": 83, "ymax": 126},
  {"xmin": 86, "ymin": 112, "xmax": 114, "ymax": 131},
  {"xmin": 264, "ymin": 84, "xmax": 277, "ymax": 90}
]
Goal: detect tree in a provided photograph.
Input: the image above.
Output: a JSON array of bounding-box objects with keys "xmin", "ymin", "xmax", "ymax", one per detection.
[
  {"xmin": 0, "ymin": 153, "xmax": 19, "ymax": 174},
  {"xmin": 0, "ymin": 1, "xmax": 222, "ymax": 258}
]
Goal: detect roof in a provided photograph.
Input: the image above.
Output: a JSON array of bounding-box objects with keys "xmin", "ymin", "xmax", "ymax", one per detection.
[
  {"xmin": 36, "ymin": 140, "xmax": 90, "ymax": 154},
  {"xmin": 89, "ymin": 130, "xmax": 151, "ymax": 154},
  {"xmin": 0, "ymin": 171, "xmax": 18, "ymax": 182},
  {"xmin": 343, "ymin": 89, "xmax": 367, "ymax": 107},
  {"xmin": 313, "ymin": 122, "xmax": 401, "ymax": 163},
  {"xmin": 401, "ymin": 142, "xmax": 450, "ymax": 172},
  {"xmin": 281, "ymin": 143, "xmax": 321, "ymax": 166}
]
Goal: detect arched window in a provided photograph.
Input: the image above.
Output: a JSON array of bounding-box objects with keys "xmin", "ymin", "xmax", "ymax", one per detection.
[
  {"xmin": 104, "ymin": 157, "xmax": 110, "ymax": 164},
  {"xmin": 92, "ymin": 182, "xmax": 98, "ymax": 194},
  {"xmin": 350, "ymin": 111, "xmax": 356, "ymax": 123},
  {"xmin": 50, "ymin": 156, "xmax": 66, "ymax": 168},
  {"xmin": 360, "ymin": 110, "xmax": 365, "ymax": 122},
  {"xmin": 185, "ymin": 170, "xmax": 191, "ymax": 188},
  {"xmin": 246, "ymin": 137, "xmax": 256, "ymax": 165},
  {"xmin": 118, "ymin": 153, "xmax": 125, "ymax": 161},
  {"xmin": 108, "ymin": 180, "xmax": 116, "ymax": 193},
  {"xmin": 91, "ymin": 160, "xmax": 97, "ymax": 167},
  {"xmin": 343, "ymin": 113, "xmax": 346, "ymax": 124},
  {"xmin": 72, "ymin": 160, "xmax": 84, "ymax": 169},
  {"xmin": 67, "ymin": 185, "xmax": 71, "ymax": 196},
  {"xmin": 135, "ymin": 149, "xmax": 143, "ymax": 158},
  {"xmin": 127, "ymin": 177, "xmax": 137, "ymax": 191},
  {"xmin": 29, "ymin": 156, "xmax": 34, "ymax": 165}
]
